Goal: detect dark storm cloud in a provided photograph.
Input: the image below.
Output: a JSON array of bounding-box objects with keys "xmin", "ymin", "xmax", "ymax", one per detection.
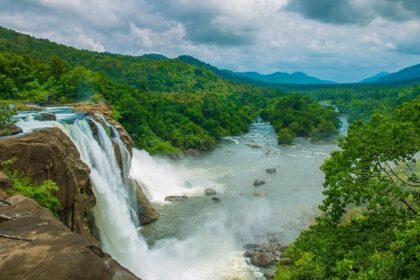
[{"xmin": 286, "ymin": 0, "xmax": 420, "ymax": 24}]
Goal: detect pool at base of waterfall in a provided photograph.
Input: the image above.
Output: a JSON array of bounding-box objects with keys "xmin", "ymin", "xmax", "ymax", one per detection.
[{"xmin": 131, "ymin": 119, "xmax": 346, "ymax": 280}]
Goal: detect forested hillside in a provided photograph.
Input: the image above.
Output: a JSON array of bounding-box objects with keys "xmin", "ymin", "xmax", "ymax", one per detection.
[{"xmin": 0, "ymin": 26, "xmax": 281, "ymax": 154}]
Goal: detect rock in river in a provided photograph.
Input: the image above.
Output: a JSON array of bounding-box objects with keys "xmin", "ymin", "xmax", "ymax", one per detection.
[
  {"xmin": 165, "ymin": 195, "xmax": 188, "ymax": 202},
  {"xmin": 253, "ymin": 179, "xmax": 266, "ymax": 187},
  {"xmin": 266, "ymin": 168, "xmax": 276, "ymax": 174},
  {"xmin": 204, "ymin": 188, "xmax": 217, "ymax": 196},
  {"xmin": 33, "ymin": 112, "xmax": 56, "ymax": 121},
  {"xmin": 244, "ymin": 240, "xmax": 286, "ymax": 268}
]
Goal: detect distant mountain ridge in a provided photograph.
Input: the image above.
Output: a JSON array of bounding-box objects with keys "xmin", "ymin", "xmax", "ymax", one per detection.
[
  {"xmin": 226, "ymin": 70, "xmax": 335, "ymax": 85},
  {"xmin": 376, "ymin": 63, "xmax": 420, "ymax": 83},
  {"xmin": 177, "ymin": 55, "xmax": 335, "ymax": 85},
  {"xmin": 360, "ymin": 71, "xmax": 390, "ymax": 83}
]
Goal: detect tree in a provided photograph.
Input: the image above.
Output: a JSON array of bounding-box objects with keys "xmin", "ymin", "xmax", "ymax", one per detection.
[{"xmin": 321, "ymin": 114, "xmax": 419, "ymax": 222}]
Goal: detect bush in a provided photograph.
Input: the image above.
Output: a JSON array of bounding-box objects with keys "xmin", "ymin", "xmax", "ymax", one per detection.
[
  {"xmin": 278, "ymin": 128, "xmax": 294, "ymax": 145},
  {"xmin": 0, "ymin": 104, "xmax": 15, "ymax": 129},
  {"xmin": 2, "ymin": 162, "xmax": 61, "ymax": 214}
]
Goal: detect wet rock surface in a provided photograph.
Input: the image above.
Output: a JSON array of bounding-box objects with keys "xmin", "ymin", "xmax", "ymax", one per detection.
[
  {"xmin": 33, "ymin": 112, "xmax": 56, "ymax": 121},
  {"xmin": 0, "ymin": 195, "xmax": 140, "ymax": 280},
  {"xmin": 165, "ymin": 195, "xmax": 188, "ymax": 202},
  {"xmin": 253, "ymin": 179, "xmax": 266, "ymax": 186},
  {"xmin": 204, "ymin": 188, "xmax": 217, "ymax": 196},
  {"xmin": 135, "ymin": 182, "xmax": 160, "ymax": 225},
  {"xmin": 266, "ymin": 168, "xmax": 277, "ymax": 174},
  {"xmin": 244, "ymin": 240, "xmax": 289, "ymax": 269}
]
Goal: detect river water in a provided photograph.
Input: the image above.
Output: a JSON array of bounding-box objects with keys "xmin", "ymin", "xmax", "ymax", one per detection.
[{"xmin": 131, "ymin": 118, "xmax": 347, "ymax": 280}]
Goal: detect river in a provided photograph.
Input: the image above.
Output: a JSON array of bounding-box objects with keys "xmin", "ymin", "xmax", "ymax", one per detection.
[{"xmin": 131, "ymin": 118, "xmax": 348, "ymax": 280}]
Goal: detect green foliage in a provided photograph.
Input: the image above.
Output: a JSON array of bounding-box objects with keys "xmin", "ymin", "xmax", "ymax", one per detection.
[
  {"xmin": 275, "ymin": 210, "xmax": 419, "ymax": 280},
  {"xmin": 275, "ymin": 101, "xmax": 420, "ymax": 280},
  {"xmin": 261, "ymin": 95, "xmax": 340, "ymax": 144},
  {"xmin": 321, "ymin": 112, "xmax": 420, "ymax": 222},
  {"xmin": 0, "ymin": 103, "xmax": 14, "ymax": 129},
  {"xmin": 292, "ymin": 84, "xmax": 420, "ymax": 123},
  {"xmin": 2, "ymin": 162, "xmax": 61, "ymax": 214}
]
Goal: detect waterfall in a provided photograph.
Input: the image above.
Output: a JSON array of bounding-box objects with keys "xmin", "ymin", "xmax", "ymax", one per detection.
[{"xmin": 16, "ymin": 113, "xmax": 150, "ymax": 278}]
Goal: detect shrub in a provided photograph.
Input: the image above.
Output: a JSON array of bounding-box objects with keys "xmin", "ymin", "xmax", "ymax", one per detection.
[{"xmin": 2, "ymin": 161, "xmax": 61, "ymax": 214}]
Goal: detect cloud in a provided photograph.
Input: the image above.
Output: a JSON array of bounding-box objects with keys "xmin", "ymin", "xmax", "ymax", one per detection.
[
  {"xmin": 286, "ymin": 0, "xmax": 420, "ymax": 25},
  {"xmin": 0, "ymin": 0, "xmax": 419, "ymax": 82}
]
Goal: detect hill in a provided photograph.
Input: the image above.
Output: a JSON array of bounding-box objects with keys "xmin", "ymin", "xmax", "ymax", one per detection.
[
  {"xmin": 376, "ymin": 63, "xmax": 420, "ymax": 83},
  {"xmin": 226, "ymin": 70, "xmax": 335, "ymax": 85},
  {"xmin": 360, "ymin": 71, "xmax": 390, "ymax": 83},
  {"xmin": 0, "ymin": 26, "xmax": 253, "ymax": 94}
]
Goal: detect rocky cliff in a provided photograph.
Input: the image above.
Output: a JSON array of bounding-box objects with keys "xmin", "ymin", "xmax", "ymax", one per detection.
[
  {"xmin": 0, "ymin": 189, "xmax": 139, "ymax": 280},
  {"xmin": 0, "ymin": 128, "xmax": 95, "ymax": 238}
]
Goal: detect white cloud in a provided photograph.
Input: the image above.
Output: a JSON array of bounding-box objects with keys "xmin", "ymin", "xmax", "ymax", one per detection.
[{"xmin": 0, "ymin": 0, "xmax": 419, "ymax": 82}]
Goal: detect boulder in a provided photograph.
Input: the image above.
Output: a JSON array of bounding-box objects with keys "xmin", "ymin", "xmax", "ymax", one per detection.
[
  {"xmin": 266, "ymin": 168, "xmax": 276, "ymax": 174},
  {"xmin": 0, "ymin": 195, "xmax": 140, "ymax": 280},
  {"xmin": 135, "ymin": 181, "xmax": 159, "ymax": 225},
  {"xmin": 250, "ymin": 252, "xmax": 273, "ymax": 268},
  {"xmin": 165, "ymin": 195, "xmax": 188, "ymax": 202},
  {"xmin": 0, "ymin": 128, "xmax": 95, "ymax": 238},
  {"xmin": 263, "ymin": 271, "xmax": 275, "ymax": 280},
  {"xmin": 204, "ymin": 188, "xmax": 217, "ymax": 196},
  {"xmin": 211, "ymin": 197, "xmax": 221, "ymax": 202},
  {"xmin": 244, "ymin": 240, "xmax": 285, "ymax": 268},
  {"xmin": 0, "ymin": 124, "xmax": 22, "ymax": 137},
  {"xmin": 33, "ymin": 112, "xmax": 56, "ymax": 121},
  {"xmin": 253, "ymin": 179, "xmax": 266, "ymax": 187}
]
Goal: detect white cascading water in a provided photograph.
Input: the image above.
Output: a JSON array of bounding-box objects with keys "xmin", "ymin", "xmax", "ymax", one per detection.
[
  {"xmin": 130, "ymin": 149, "xmax": 212, "ymax": 203},
  {"xmin": 16, "ymin": 113, "xmax": 150, "ymax": 278}
]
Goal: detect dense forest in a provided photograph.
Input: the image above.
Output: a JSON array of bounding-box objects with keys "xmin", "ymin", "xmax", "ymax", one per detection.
[{"xmin": 261, "ymin": 95, "xmax": 340, "ymax": 144}]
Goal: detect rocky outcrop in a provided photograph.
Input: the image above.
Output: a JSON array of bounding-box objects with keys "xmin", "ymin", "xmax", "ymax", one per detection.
[
  {"xmin": 0, "ymin": 194, "xmax": 139, "ymax": 280},
  {"xmin": 0, "ymin": 124, "xmax": 22, "ymax": 137},
  {"xmin": 0, "ymin": 128, "xmax": 95, "ymax": 238},
  {"xmin": 135, "ymin": 182, "xmax": 159, "ymax": 225}
]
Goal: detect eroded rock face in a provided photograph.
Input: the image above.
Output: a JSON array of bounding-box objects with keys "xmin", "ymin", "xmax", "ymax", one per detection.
[
  {"xmin": 0, "ymin": 195, "xmax": 140, "ymax": 280},
  {"xmin": 135, "ymin": 181, "xmax": 160, "ymax": 225},
  {"xmin": 0, "ymin": 128, "xmax": 95, "ymax": 238}
]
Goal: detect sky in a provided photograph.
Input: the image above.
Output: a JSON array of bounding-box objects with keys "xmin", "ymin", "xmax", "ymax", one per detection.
[{"xmin": 0, "ymin": 0, "xmax": 420, "ymax": 83}]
